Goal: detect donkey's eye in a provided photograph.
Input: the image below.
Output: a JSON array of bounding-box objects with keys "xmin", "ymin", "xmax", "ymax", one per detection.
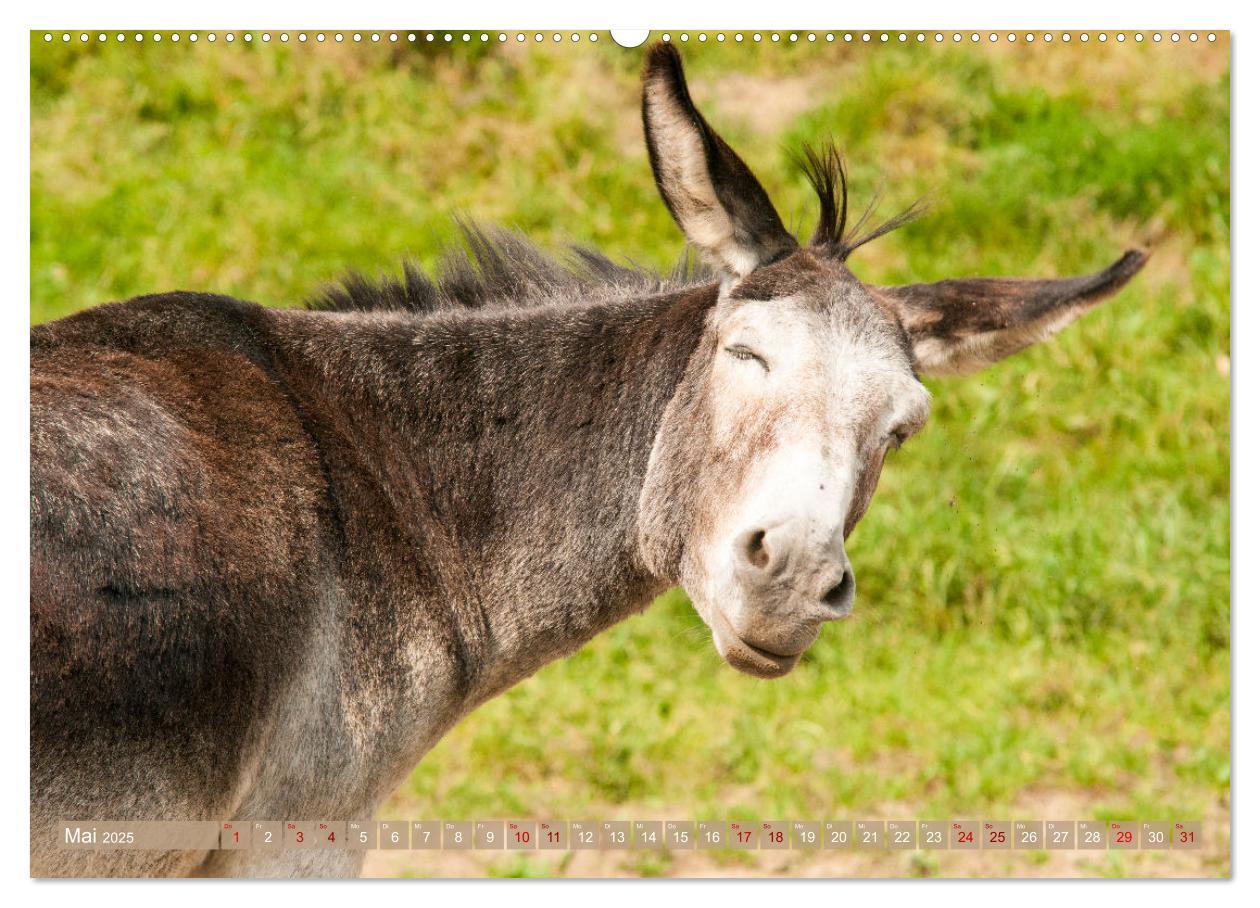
[
  {"xmin": 886, "ymin": 429, "xmax": 909, "ymax": 450},
  {"xmin": 724, "ymin": 345, "xmax": 769, "ymax": 372}
]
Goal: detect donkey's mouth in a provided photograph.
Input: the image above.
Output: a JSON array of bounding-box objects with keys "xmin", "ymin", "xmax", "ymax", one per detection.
[
  {"xmin": 711, "ymin": 612, "xmax": 804, "ymax": 678},
  {"xmin": 723, "ymin": 636, "xmax": 802, "ymax": 678}
]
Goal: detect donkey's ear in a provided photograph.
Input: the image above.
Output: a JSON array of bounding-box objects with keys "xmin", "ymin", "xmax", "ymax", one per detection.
[
  {"xmin": 641, "ymin": 42, "xmax": 797, "ymax": 279},
  {"xmin": 872, "ymin": 250, "xmax": 1149, "ymax": 376}
]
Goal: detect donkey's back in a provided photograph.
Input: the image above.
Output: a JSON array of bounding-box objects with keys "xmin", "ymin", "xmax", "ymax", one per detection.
[{"xmin": 30, "ymin": 293, "xmax": 335, "ymax": 876}]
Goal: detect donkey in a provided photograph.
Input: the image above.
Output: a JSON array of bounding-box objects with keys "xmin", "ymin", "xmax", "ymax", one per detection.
[{"xmin": 30, "ymin": 43, "xmax": 1146, "ymax": 878}]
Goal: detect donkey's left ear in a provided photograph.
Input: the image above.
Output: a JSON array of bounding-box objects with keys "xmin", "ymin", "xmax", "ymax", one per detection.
[
  {"xmin": 642, "ymin": 42, "xmax": 797, "ymax": 280},
  {"xmin": 872, "ymin": 250, "xmax": 1150, "ymax": 376}
]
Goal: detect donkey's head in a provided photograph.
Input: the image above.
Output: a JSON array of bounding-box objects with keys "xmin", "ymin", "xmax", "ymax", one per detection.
[{"xmin": 635, "ymin": 43, "xmax": 1147, "ymax": 678}]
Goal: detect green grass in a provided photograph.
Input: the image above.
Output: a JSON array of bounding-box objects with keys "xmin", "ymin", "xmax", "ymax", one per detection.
[{"xmin": 31, "ymin": 34, "xmax": 1230, "ymax": 876}]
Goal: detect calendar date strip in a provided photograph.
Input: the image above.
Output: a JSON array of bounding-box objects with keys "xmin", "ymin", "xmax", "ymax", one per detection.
[{"xmin": 58, "ymin": 819, "xmax": 1202, "ymax": 851}]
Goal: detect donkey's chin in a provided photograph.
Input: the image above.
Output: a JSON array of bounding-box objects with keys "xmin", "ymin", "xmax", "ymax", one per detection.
[
  {"xmin": 707, "ymin": 610, "xmax": 807, "ymax": 678},
  {"xmin": 716, "ymin": 634, "xmax": 803, "ymax": 678}
]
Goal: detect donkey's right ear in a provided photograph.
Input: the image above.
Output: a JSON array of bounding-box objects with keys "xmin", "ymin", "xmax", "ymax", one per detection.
[{"xmin": 641, "ymin": 42, "xmax": 797, "ymax": 280}]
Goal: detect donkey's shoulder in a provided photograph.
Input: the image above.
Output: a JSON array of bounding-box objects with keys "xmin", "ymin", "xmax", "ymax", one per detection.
[
  {"xmin": 31, "ymin": 291, "xmax": 334, "ymax": 670},
  {"xmin": 30, "ymin": 291, "xmax": 331, "ymax": 553},
  {"xmin": 32, "ymin": 291, "xmax": 279, "ymax": 362}
]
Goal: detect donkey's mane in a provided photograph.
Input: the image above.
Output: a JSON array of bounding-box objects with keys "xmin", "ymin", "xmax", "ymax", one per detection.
[
  {"xmin": 797, "ymin": 143, "xmax": 927, "ymax": 261},
  {"xmin": 307, "ymin": 223, "xmax": 715, "ymax": 316},
  {"xmin": 309, "ymin": 143, "xmax": 921, "ymax": 315}
]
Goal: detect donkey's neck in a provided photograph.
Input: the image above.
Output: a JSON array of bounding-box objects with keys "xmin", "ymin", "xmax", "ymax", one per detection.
[{"xmin": 271, "ymin": 286, "xmax": 714, "ymax": 710}]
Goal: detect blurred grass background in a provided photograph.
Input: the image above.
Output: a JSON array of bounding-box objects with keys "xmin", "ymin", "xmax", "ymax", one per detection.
[{"xmin": 30, "ymin": 32, "xmax": 1229, "ymax": 877}]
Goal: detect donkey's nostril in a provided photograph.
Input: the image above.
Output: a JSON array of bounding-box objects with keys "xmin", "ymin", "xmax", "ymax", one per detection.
[
  {"xmin": 743, "ymin": 529, "xmax": 770, "ymax": 570},
  {"xmin": 822, "ymin": 570, "xmax": 855, "ymax": 613}
]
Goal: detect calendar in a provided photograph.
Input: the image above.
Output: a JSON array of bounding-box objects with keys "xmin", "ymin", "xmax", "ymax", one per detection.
[{"xmin": 57, "ymin": 819, "xmax": 1203, "ymax": 852}]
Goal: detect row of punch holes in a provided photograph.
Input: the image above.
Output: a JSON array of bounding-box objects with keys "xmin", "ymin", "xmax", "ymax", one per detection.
[{"xmin": 43, "ymin": 31, "xmax": 1218, "ymax": 45}]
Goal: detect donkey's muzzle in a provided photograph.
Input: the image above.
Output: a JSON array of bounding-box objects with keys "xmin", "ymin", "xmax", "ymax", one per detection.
[{"xmin": 732, "ymin": 521, "xmax": 856, "ymax": 621}]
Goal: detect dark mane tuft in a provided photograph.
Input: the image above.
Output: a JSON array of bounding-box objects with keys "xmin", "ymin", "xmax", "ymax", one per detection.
[
  {"xmin": 309, "ymin": 149, "xmax": 922, "ymax": 317},
  {"xmin": 307, "ymin": 222, "xmax": 714, "ymax": 316},
  {"xmin": 796, "ymin": 142, "xmax": 927, "ymax": 261}
]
